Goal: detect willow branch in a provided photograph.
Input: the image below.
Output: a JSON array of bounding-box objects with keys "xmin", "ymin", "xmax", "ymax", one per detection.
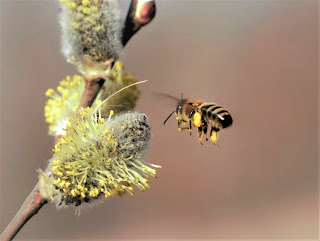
[
  {"xmin": 1, "ymin": 1, "xmax": 156, "ymax": 240},
  {"xmin": 79, "ymin": 77, "xmax": 105, "ymax": 108},
  {"xmin": 0, "ymin": 182, "xmax": 47, "ymax": 241}
]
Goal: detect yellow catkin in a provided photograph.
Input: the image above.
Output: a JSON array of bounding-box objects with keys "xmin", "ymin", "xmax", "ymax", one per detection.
[
  {"xmin": 47, "ymin": 108, "xmax": 160, "ymax": 207},
  {"xmin": 44, "ymin": 61, "xmax": 140, "ymax": 137}
]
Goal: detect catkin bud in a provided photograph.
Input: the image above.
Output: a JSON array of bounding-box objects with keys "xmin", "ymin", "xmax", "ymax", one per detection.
[
  {"xmin": 58, "ymin": 0, "xmax": 123, "ymax": 78},
  {"xmin": 39, "ymin": 108, "xmax": 161, "ymax": 213}
]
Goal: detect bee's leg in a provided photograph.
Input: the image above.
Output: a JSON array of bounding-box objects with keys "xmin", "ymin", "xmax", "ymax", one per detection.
[
  {"xmin": 203, "ymin": 123, "xmax": 208, "ymax": 141},
  {"xmin": 178, "ymin": 120, "xmax": 185, "ymax": 131},
  {"xmin": 197, "ymin": 123, "xmax": 207, "ymax": 145},
  {"xmin": 197, "ymin": 118, "xmax": 208, "ymax": 145},
  {"xmin": 178, "ymin": 120, "xmax": 189, "ymax": 131},
  {"xmin": 177, "ymin": 120, "xmax": 182, "ymax": 130},
  {"xmin": 189, "ymin": 120, "xmax": 193, "ymax": 135},
  {"xmin": 197, "ymin": 126, "xmax": 204, "ymax": 145},
  {"xmin": 210, "ymin": 126, "xmax": 220, "ymax": 147},
  {"xmin": 188, "ymin": 111, "xmax": 195, "ymax": 136}
]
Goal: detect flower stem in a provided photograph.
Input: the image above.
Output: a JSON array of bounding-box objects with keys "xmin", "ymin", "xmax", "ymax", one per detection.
[
  {"xmin": 0, "ymin": 182, "xmax": 47, "ymax": 241},
  {"xmin": 79, "ymin": 77, "xmax": 105, "ymax": 108}
]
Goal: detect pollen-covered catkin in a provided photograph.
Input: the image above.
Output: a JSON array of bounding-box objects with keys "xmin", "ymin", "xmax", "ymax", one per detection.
[
  {"xmin": 58, "ymin": 0, "xmax": 122, "ymax": 77},
  {"xmin": 38, "ymin": 108, "xmax": 161, "ymax": 210},
  {"xmin": 45, "ymin": 75, "xmax": 84, "ymax": 136},
  {"xmin": 44, "ymin": 61, "xmax": 140, "ymax": 136},
  {"xmin": 97, "ymin": 61, "xmax": 140, "ymax": 116}
]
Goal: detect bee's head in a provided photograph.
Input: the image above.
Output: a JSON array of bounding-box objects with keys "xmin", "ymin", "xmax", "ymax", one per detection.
[
  {"xmin": 176, "ymin": 99, "xmax": 187, "ymax": 116},
  {"xmin": 163, "ymin": 99, "xmax": 186, "ymax": 125}
]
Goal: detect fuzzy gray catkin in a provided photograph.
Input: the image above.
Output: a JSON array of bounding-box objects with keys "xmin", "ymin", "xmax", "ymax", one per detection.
[{"xmin": 58, "ymin": 0, "xmax": 123, "ymax": 77}]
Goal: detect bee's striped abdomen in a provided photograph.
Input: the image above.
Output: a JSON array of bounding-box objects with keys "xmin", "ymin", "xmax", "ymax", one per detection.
[{"xmin": 200, "ymin": 103, "xmax": 233, "ymax": 130}]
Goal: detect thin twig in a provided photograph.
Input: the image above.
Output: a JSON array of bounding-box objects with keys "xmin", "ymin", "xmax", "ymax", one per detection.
[
  {"xmin": 122, "ymin": 0, "xmax": 156, "ymax": 46},
  {"xmin": 0, "ymin": 182, "xmax": 47, "ymax": 241},
  {"xmin": 79, "ymin": 78, "xmax": 105, "ymax": 108}
]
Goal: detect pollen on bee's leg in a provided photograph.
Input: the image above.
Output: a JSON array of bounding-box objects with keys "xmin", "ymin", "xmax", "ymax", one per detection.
[
  {"xmin": 193, "ymin": 112, "xmax": 202, "ymax": 127},
  {"xmin": 210, "ymin": 131, "xmax": 219, "ymax": 145}
]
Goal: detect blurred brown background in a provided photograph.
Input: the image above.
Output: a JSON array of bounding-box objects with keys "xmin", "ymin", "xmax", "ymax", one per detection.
[{"xmin": 1, "ymin": 0, "xmax": 319, "ymax": 240}]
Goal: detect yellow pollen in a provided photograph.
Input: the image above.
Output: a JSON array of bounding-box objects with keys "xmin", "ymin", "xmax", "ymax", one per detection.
[
  {"xmin": 210, "ymin": 131, "xmax": 219, "ymax": 144},
  {"xmin": 57, "ymin": 171, "xmax": 64, "ymax": 176},
  {"xmin": 45, "ymin": 89, "xmax": 55, "ymax": 97},
  {"xmin": 71, "ymin": 189, "xmax": 76, "ymax": 197},
  {"xmin": 194, "ymin": 112, "xmax": 202, "ymax": 127},
  {"xmin": 54, "ymin": 178, "xmax": 61, "ymax": 185}
]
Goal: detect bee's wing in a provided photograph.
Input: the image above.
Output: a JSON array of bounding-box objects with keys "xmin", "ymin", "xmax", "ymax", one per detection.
[
  {"xmin": 152, "ymin": 92, "xmax": 181, "ymax": 124},
  {"xmin": 152, "ymin": 92, "xmax": 180, "ymax": 102}
]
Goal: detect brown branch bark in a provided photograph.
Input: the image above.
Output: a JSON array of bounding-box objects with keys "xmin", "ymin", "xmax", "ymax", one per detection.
[
  {"xmin": 79, "ymin": 77, "xmax": 105, "ymax": 108},
  {"xmin": 0, "ymin": 182, "xmax": 47, "ymax": 241}
]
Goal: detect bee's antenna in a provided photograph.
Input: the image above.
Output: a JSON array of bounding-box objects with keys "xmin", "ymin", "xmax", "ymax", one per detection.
[
  {"xmin": 181, "ymin": 93, "xmax": 183, "ymax": 100},
  {"xmin": 92, "ymin": 80, "xmax": 148, "ymax": 114},
  {"xmin": 163, "ymin": 110, "xmax": 175, "ymax": 125}
]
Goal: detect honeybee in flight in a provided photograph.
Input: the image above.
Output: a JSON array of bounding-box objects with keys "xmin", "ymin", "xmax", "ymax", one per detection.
[{"xmin": 163, "ymin": 94, "xmax": 233, "ymax": 146}]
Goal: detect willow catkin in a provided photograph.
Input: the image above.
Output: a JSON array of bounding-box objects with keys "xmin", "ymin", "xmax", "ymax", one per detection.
[
  {"xmin": 39, "ymin": 108, "xmax": 161, "ymax": 212},
  {"xmin": 58, "ymin": 0, "xmax": 123, "ymax": 77}
]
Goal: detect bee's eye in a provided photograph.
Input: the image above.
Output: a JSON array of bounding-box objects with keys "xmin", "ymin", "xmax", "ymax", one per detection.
[
  {"xmin": 188, "ymin": 103, "xmax": 193, "ymax": 106},
  {"xmin": 176, "ymin": 105, "xmax": 182, "ymax": 114}
]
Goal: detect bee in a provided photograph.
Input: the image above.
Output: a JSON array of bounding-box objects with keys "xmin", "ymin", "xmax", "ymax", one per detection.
[{"xmin": 163, "ymin": 94, "xmax": 233, "ymax": 146}]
